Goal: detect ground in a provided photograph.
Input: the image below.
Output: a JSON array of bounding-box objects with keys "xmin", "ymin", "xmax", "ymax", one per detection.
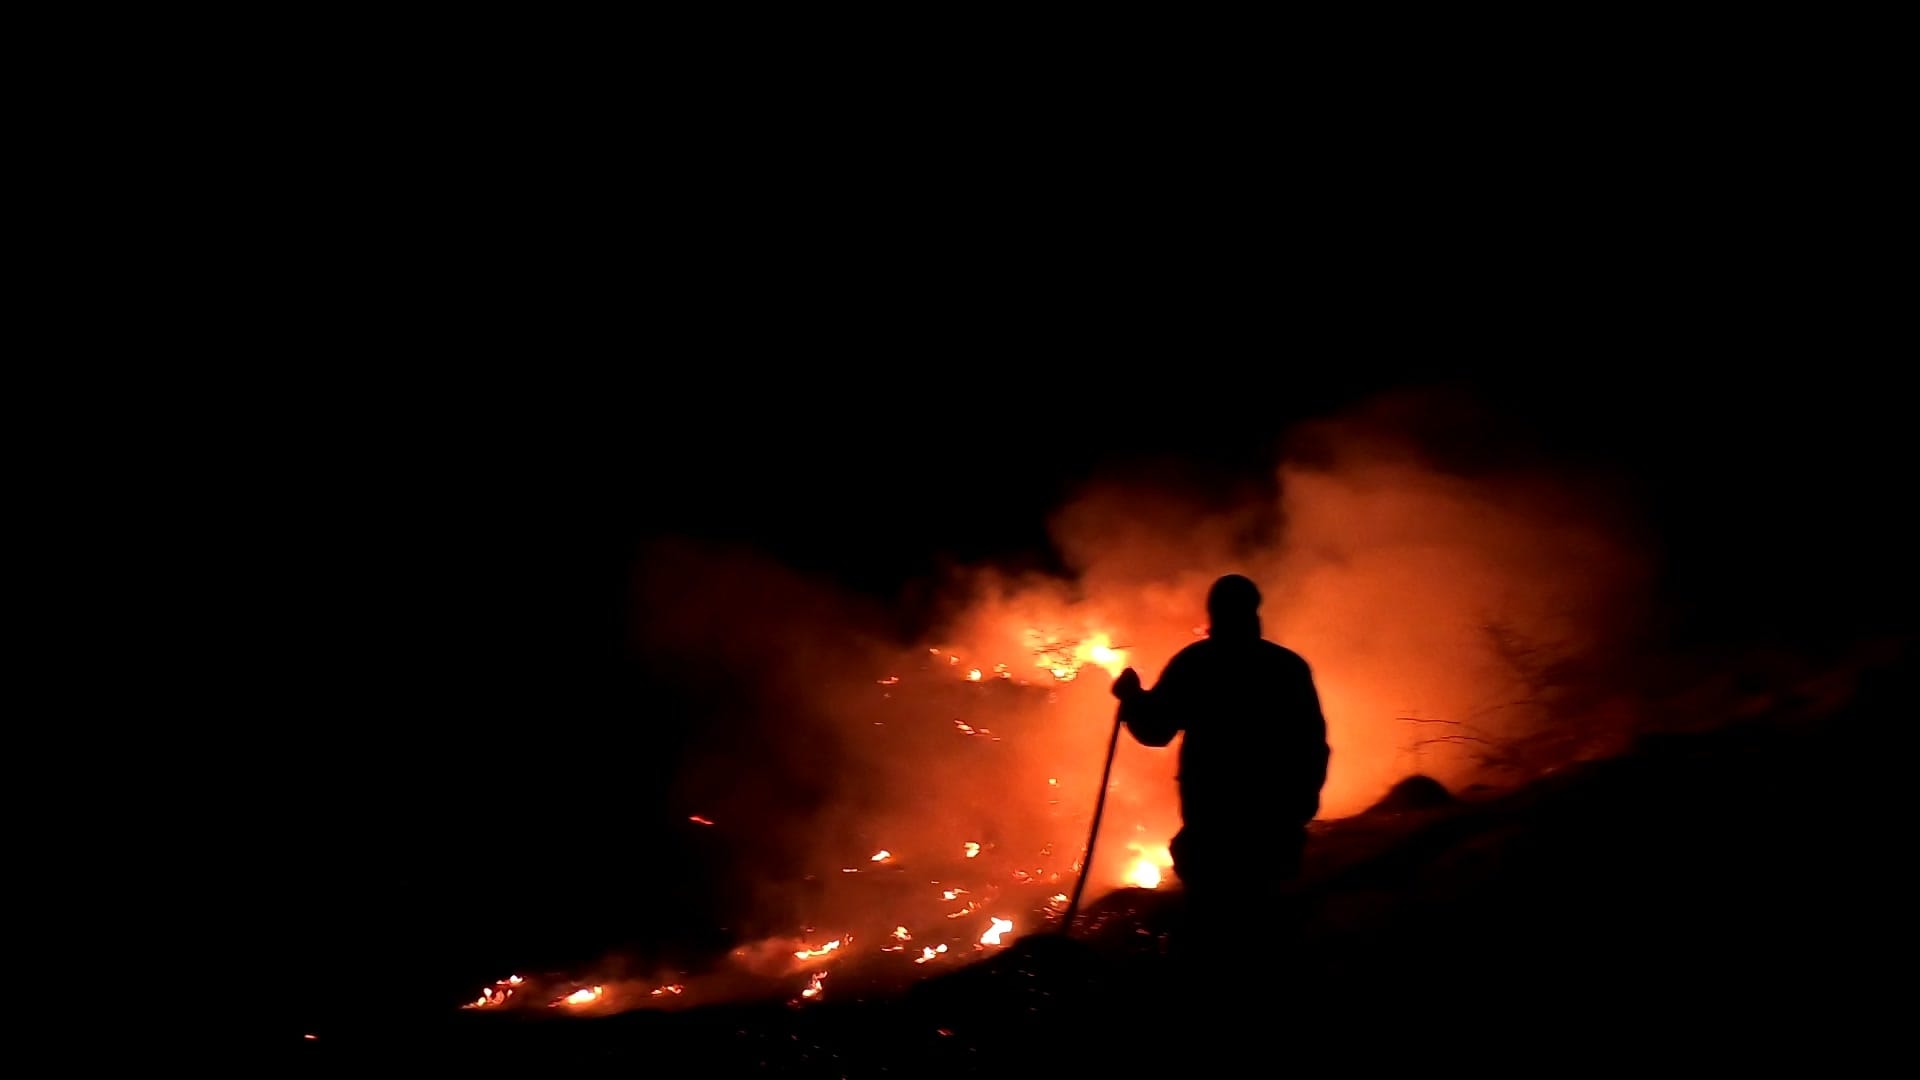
[{"xmin": 285, "ymin": 654, "xmax": 1907, "ymax": 1073}]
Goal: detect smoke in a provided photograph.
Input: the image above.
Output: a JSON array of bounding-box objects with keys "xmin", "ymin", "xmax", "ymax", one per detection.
[{"xmin": 583, "ymin": 388, "xmax": 1659, "ymax": 1010}]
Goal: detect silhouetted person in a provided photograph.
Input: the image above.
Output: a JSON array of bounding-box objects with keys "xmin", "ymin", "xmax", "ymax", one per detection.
[{"xmin": 1112, "ymin": 574, "xmax": 1329, "ymax": 901}]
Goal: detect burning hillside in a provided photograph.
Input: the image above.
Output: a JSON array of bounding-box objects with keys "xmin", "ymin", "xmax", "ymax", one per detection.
[
  {"xmin": 441, "ymin": 392, "xmax": 1658, "ymax": 1018},
  {"xmin": 450, "ymin": 626, "xmax": 1157, "ymax": 1014}
]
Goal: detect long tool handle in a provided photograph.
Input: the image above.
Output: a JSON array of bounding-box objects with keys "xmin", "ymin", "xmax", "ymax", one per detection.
[{"xmin": 1061, "ymin": 714, "xmax": 1124, "ymax": 935}]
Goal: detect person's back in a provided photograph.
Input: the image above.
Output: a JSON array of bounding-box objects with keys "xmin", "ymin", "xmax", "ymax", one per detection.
[{"xmin": 1113, "ymin": 574, "xmax": 1329, "ymax": 896}]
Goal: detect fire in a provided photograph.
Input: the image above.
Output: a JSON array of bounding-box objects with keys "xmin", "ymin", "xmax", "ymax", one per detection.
[
  {"xmin": 892, "ymin": 926, "xmax": 911, "ymax": 940},
  {"xmin": 462, "ymin": 974, "xmax": 525, "ymax": 1009},
  {"xmin": 871, "ymin": 850, "xmax": 892, "ymax": 862},
  {"xmin": 980, "ymin": 917, "xmax": 1014, "ymax": 946},
  {"xmin": 1124, "ymin": 842, "xmax": 1173, "ymax": 889},
  {"xmin": 688, "ymin": 815, "xmax": 714, "ymax": 826},
  {"xmin": 964, "ymin": 842, "xmax": 980, "ymax": 859},
  {"xmin": 800, "ymin": 972, "xmax": 826, "ymax": 999},
  {"xmin": 968, "ymin": 668, "xmax": 982, "ymax": 681},
  {"xmin": 650, "ymin": 983, "xmax": 685, "ymax": 997},
  {"xmin": 554, "ymin": 986, "xmax": 604, "ymax": 1008},
  {"xmin": 941, "ymin": 888, "xmax": 966, "ymax": 900},
  {"xmin": 793, "ymin": 938, "xmax": 845, "ymax": 960},
  {"xmin": 914, "ymin": 944, "xmax": 950, "ymax": 964},
  {"xmin": 1027, "ymin": 629, "xmax": 1129, "ymax": 682}
]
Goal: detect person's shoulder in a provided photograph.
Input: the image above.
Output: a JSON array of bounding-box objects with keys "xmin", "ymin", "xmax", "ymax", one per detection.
[
  {"xmin": 1259, "ymin": 639, "xmax": 1314, "ymax": 671},
  {"xmin": 1167, "ymin": 639, "xmax": 1212, "ymax": 666}
]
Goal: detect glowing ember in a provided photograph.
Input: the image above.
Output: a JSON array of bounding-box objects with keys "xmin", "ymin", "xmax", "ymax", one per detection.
[
  {"xmin": 967, "ymin": 668, "xmax": 982, "ymax": 681},
  {"xmin": 800, "ymin": 972, "xmax": 826, "ymax": 999},
  {"xmin": 980, "ymin": 917, "xmax": 1015, "ymax": 946},
  {"xmin": 914, "ymin": 944, "xmax": 950, "ymax": 964},
  {"xmin": 878, "ymin": 676, "xmax": 899, "ymax": 685},
  {"xmin": 964, "ymin": 842, "xmax": 980, "ymax": 859},
  {"xmin": 1050, "ymin": 893, "xmax": 1070, "ymax": 904},
  {"xmin": 554, "ymin": 986, "xmax": 604, "ymax": 1008},
  {"xmin": 688, "ymin": 815, "xmax": 714, "ymax": 826},
  {"xmin": 304, "ymin": 1034, "xmax": 318, "ymax": 1040},
  {"xmin": 941, "ymin": 888, "xmax": 966, "ymax": 900},
  {"xmin": 650, "ymin": 983, "xmax": 685, "ymax": 997},
  {"xmin": 793, "ymin": 938, "xmax": 844, "ymax": 960},
  {"xmin": 892, "ymin": 926, "xmax": 912, "ymax": 940},
  {"xmin": 871, "ymin": 850, "xmax": 892, "ymax": 862}
]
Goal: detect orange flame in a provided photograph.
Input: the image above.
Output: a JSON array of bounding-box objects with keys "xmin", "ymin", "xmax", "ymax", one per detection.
[
  {"xmin": 800, "ymin": 972, "xmax": 826, "ymax": 999},
  {"xmin": 462, "ymin": 974, "xmax": 526, "ymax": 1009},
  {"xmin": 914, "ymin": 944, "xmax": 950, "ymax": 964},
  {"xmin": 892, "ymin": 926, "xmax": 911, "ymax": 941},
  {"xmin": 1124, "ymin": 842, "xmax": 1173, "ymax": 889},
  {"xmin": 554, "ymin": 986, "xmax": 604, "ymax": 1008},
  {"xmin": 964, "ymin": 842, "xmax": 980, "ymax": 859},
  {"xmin": 793, "ymin": 938, "xmax": 845, "ymax": 960},
  {"xmin": 1028, "ymin": 629, "xmax": 1129, "ymax": 682},
  {"xmin": 980, "ymin": 917, "xmax": 1014, "ymax": 946},
  {"xmin": 870, "ymin": 850, "xmax": 892, "ymax": 862}
]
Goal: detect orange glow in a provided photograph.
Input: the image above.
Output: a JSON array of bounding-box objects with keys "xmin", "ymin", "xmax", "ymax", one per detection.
[
  {"xmin": 650, "ymin": 983, "xmax": 685, "ymax": 997},
  {"xmin": 871, "ymin": 849, "xmax": 892, "ymax": 862},
  {"xmin": 968, "ymin": 668, "xmax": 982, "ymax": 681},
  {"xmin": 914, "ymin": 944, "xmax": 950, "ymax": 964},
  {"xmin": 793, "ymin": 938, "xmax": 844, "ymax": 960},
  {"xmin": 941, "ymin": 888, "xmax": 966, "ymax": 900},
  {"xmin": 980, "ymin": 917, "xmax": 1014, "ymax": 946},
  {"xmin": 964, "ymin": 842, "xmax": 980, "ymax": 859},
  {"xmin": 555, "ymin": 986, "xmax": 604, "ymax": 1008},
  {"xmin": 892, "ymin": 926, "xmax": 911, "ymax": 940},
  {"xmin": 800, "ymin": 972, "xmax": 826, "ymax": 999}
]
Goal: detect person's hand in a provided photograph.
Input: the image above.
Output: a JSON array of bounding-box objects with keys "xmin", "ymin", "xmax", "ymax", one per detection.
[{"xmin": 1111, "ymin": 667, "xmax": 1142, "ymax": 700}]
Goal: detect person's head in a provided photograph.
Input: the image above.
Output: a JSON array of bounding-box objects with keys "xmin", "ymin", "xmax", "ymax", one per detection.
[{"xmin": 1206, "ymin": 573, "xmax": 1262, "ymax": 640}]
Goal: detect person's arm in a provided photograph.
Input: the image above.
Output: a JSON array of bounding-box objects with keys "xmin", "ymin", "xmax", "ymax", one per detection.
[{"xmin": 1112, "ymin": 652, "xmax": 1189, "ymax": 747}]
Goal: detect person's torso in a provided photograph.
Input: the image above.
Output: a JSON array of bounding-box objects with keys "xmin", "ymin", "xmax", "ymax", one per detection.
[{"xmin": 1172, "ymin": 638, "xmax": 1326, "ymax": 822}]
